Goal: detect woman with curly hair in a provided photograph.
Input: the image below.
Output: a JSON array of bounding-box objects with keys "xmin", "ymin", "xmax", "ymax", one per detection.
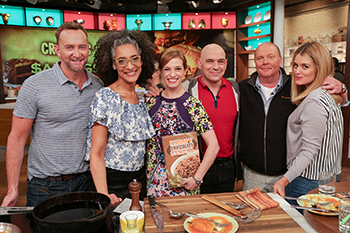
[
  {"xmin": 85, "ymin": 29, "xmax": 156, "ymax": 206},
  {"xmin": 146, "ymin": 48, "xmax": 219, "ymax": 197}
]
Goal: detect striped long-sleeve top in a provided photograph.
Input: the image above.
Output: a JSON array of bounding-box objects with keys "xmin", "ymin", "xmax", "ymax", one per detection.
[{"xmin": 284, "ymin": 87, "xmax": 343, "ymax": 182}]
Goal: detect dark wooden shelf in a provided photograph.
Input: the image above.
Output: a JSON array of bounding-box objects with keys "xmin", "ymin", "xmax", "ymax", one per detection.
[
  {"xmin": 237, "ymin": 19, "xmax": 270, "ymax": 28},
  {"xmin": 237, "ymin": 34, "xmax": 270, "ymax": 42},
  {"xmin": 237, "ymin": 50, "xmax": 256, "ymax": 55}
]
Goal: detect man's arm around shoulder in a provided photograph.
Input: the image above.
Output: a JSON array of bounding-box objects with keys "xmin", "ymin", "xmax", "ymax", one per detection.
[{"xmin": 1, "ymin": 116, "xmax": 33, "ymax": 207}]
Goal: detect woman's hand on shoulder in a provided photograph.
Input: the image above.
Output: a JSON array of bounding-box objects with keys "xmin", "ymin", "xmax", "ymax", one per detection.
[
  {"xmin": 321, "ymin": 76, "xmax": 342, "ymax": 94},
  {"xmin": 146, "ymin": 86, "xmax": 163, "ymax": 97}
]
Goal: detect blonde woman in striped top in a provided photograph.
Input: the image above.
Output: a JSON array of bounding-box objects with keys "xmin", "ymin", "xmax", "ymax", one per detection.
[{"xmin": 273, "ymin": 42, "xmax": 344, "ymax": 199}]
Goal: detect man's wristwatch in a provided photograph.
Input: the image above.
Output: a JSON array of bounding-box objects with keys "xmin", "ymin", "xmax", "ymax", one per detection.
[
  {"xmin": 192, "ymin": 176, "xmax": 203, "ymax": 185},
  {"xmin": 341, "ymin": 83, "xmax": 348, "ymax": 94}
]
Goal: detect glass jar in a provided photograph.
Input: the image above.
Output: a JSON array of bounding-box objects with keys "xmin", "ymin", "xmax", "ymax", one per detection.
[{"xmin": 124, "ymin": 214, "xmax": 140, "ymax": 233}]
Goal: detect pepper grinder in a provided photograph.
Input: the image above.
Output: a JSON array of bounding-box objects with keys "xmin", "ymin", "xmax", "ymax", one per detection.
[{"xmin": 128, "ymin": 179, "xmax": 142, "ymax": 211}]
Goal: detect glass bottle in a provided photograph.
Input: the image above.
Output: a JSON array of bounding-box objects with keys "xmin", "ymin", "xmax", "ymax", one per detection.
[{"xmin": 124, "ymin": 214, "xmax": 140, "ymax": 233}]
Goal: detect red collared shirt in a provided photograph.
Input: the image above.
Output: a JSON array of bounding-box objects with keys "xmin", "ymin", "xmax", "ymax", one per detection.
[{"xmin": 198, "ymin": 76, "xmax": 237, "ymax": 158}]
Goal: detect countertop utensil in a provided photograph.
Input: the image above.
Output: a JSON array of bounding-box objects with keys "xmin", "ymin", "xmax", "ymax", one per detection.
[
  {"xmin": 148, "ymin": 196, "xmax": 164, "ymax": 233},
  {"xmin": 284, "ymin": 196, "xmax": 332, "ymax": 206},
  {"xmin": 185, "ymin": 212, "xmax": 232, "ymax": 227},
  {"xmin": 291, "ymin": 205, "xmax": 338, "ymax": 213},
  {"xmin": 340, "ymin": 192, "xmax": 350, "ymax": 198},
  {"xmin": 202, "ymin": 195, "xmax": 247, "ymax": 219},
  {"xmin": 0, "ymin": 206, "xmax": 34, "ymax": 215},
  {"xmin": 156, "ymin": 202, "xmax": 184, "ymax": 219},
  {"xmin": 218, "ymin": 200, "xmax": 247, "ymax": 210}
]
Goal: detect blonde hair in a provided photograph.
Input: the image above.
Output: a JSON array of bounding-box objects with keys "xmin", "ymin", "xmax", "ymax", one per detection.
[{"xmin": 291, "ymin": 42, "xmax": 342, "ymax": 105}]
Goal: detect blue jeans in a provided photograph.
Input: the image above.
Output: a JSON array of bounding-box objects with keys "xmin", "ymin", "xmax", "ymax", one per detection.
[
  {"xmin": 26, "ymin": 172, "xmax": 92, "ymax": 206},
  {"xmin": 285, "ymin": 176, "xmax": 318, "ymax": 214},
  {"xmin": 200, "ymin": 158, "xmax": 235, "ymax": 194}
]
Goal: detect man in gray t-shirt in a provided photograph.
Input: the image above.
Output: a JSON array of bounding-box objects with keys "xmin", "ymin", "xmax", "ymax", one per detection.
[{"xmin": 1, "ymin": 21, "xmax": 103, "ymax": 207}]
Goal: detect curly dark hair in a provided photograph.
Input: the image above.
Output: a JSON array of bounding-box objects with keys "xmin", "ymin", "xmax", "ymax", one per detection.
[{"xmin": 93, "ymin": 29, "xmax": 156, "ymax": 86}]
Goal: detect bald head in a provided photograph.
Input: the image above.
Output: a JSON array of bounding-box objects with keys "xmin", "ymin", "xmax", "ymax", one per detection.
[
  {"xmin": 201, "ymin": 43, "xmax": 226, "ymax": 60},
  {"xmin": 199, "ymin": 43, "xmax": 227, "ymax": 84},
  {"xmin": 255, "ymin": 42, "xmax": 281, "ymax": 58}
]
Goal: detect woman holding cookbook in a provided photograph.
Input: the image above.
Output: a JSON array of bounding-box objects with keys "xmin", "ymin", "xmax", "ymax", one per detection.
[{"xmin": 145, "ymin": 48, "xmax": 219, "ymax": 197}]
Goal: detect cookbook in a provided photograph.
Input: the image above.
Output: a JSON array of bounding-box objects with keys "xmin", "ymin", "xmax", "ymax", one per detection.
[{"xmin": 162, "ymin": 131, "xmax": 200, "ymax": 188}]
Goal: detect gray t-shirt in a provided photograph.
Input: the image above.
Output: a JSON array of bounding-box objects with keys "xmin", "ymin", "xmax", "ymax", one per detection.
[{"xmin": 14, "ymin": 61, "xmax": 103, "ymax": 179}]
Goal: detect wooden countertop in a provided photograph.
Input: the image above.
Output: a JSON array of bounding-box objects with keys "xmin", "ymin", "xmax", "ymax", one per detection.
[
  {"xmin": 144, "ymin": 192, "xmax": 306, "ymax": 233},
  {"xmin": 304, "ymin": 180, "xmax": 350, "ymax": 233}
]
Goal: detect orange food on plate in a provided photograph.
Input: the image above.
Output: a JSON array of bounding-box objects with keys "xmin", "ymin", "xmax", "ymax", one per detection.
[
  {"xmin": 312, "ymin": 196, "xmax": 339, "ymax": 209},
  {"xmin": 188, "ymin": 216, "xmax": 233, "ymax": 233},
  {"xmin": 302, "ymin": 195, "xmax": 339, "ymax": 211}
]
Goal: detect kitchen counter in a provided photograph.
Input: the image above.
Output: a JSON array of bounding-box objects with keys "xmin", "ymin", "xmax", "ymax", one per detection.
[
  {"xmin": 0, "ymin": 102, "xmax": 15, "ymax": 109},
  {"xmin": 144, "ymin": 192, "xmax": 315, "ymax": 232}
]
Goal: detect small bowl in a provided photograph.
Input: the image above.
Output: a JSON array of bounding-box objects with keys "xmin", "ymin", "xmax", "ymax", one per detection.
[
  {"xmin": 0, "ymin": 222, "xmax": 21, "ymax": 233},
  {"xmin": 162, "ymin": 21, "xmax": 172, "ymax": 30},
  {"xmin": 244, "ymin": 45, "xmax": 253, "ymax": 51},
  {"xmin": 233, "ymin": 208, "xmax": 262, "ymax": 223}
]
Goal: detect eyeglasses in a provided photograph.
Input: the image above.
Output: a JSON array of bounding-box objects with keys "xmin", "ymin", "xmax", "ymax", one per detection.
[{"xmin": 113, "ymin": 55, "xmax": 141, "ymax": 67}]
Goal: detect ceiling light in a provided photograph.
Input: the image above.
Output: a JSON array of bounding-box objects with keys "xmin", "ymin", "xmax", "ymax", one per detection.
[
  {"xmin": 85, "ymin": 0, "xmax": 102, "ymax": 9},
  {"xmin": 186, "ymin": 1, "xmax": 200, "ymax": 8},
  {"xmin": 213, "ymin": 0, "xmax": 223, "ymax": 3},
  {"xmin": 26, "ymin": 0, "xmax": 38, "ymax": 4},
  {"xmin": 157, "ymin": 0, "xmax": 173, "ymax": 3}
]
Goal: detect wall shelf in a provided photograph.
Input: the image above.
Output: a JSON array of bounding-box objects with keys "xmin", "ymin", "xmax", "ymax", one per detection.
[
  {"xmin": 237, "ymin": 19, "xmax": 270, "ymax": 29},
  {"xmin": 235, "ymin": 0, "xmax": 273, "ymax": 82},
  {"xmin": 237, "ymin": 34, "xmax": 270, "ymax": 42}
]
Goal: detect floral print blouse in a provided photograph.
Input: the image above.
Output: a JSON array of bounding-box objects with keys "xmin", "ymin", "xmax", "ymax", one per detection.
[
  {"xmin": 146, "ymin": 92, "xmax": 213, "ymax": 197},
  {"xmin": 85, "ymin": 87, "xmax": 155, "ymax": 171}
]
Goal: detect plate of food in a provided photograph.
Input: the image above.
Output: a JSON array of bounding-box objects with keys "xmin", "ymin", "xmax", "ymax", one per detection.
[
  {"xmin": 297, "ymin": 194, "xmax": 340, "ymax": 216},
  {"xmin": 184, "ymin": 212, "xmax": 238, "ymax": 233},
  {"xmin": 170, "ymin": 152, "xmax": 200, "ymax": 178}
]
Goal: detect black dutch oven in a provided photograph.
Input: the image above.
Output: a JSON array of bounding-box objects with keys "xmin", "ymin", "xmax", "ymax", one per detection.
[{"xmin": 32, "ymin": 191, "xmax": 110, "ymax": 233}]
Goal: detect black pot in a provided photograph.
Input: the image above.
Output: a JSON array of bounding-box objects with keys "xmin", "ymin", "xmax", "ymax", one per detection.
[{"xmin": 32, "ymin": 191, "xmax": 110, "ymax": 233}]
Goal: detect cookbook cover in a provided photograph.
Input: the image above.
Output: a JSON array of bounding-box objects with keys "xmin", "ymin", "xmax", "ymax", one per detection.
[{"xmin": 162, "ymin": 131, "xmax": 200, "ymax": 188}]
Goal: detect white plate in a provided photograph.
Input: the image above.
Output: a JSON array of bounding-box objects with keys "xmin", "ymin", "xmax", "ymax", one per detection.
[
  {"xmin": 245, "ymin": 15, "xmax": 252, "ymax": 24},
  {"xmin": 184, "ymin": 212, "xmax": 239, "ymax": 233},
  {"xmin": 263, "ymin": 10, "xmax": 271, "ymax": 21},
  {"xmin": 253, "ymin": 12, "xmax": 262, "ymax": 23},
  {"xmin": 297, "ymin": 194, "xmax": 340, "ymax": 216}
]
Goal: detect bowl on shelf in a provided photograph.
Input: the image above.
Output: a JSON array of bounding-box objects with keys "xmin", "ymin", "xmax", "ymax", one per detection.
[
  {"xmin": 244, "ymin": 45, "xmax": 253, "ymax": 51},
  {"xmin": 162, "ymin": 21, "xmax": 172, "ymax": 30}
]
